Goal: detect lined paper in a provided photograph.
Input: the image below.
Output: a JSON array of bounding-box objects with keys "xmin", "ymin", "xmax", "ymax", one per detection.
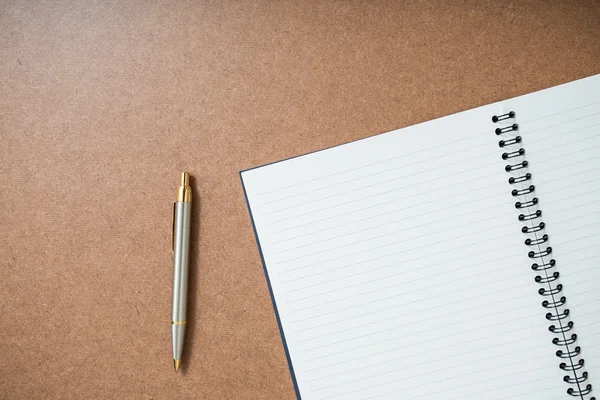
[
  {"xmin": 503, "ymin": 73, "xmax": 600, "ymax": 391},
  {"xmin": 242, "ymin": 101, "xmax": 567, "ymax": 399}
]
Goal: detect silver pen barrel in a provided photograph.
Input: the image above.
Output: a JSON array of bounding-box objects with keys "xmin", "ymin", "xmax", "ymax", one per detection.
[{"xmin": 172, "ymin": 172, "xmax": 192, "ymax": 372}]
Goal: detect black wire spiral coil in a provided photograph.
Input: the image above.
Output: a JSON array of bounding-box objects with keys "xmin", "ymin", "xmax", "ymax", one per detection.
[{"xmin": 493, "ymin": 111, "xmax": 594, "ymax": 400}]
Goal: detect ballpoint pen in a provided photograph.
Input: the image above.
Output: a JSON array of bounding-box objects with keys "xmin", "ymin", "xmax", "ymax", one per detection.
[{"xmin": 172, "ymin": 172, "xmax": 192, "ymax": 372}]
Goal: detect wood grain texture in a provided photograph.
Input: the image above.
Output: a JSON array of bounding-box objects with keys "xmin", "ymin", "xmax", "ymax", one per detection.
[{"xmin": 1, "ymin": 1, "xmax": 599, "ymax": 398}]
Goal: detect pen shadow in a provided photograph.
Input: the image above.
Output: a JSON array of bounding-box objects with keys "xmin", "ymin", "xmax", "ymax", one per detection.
[{"xmin": 181, "ymin": 175, "xmax": 201, "ymax": 374}]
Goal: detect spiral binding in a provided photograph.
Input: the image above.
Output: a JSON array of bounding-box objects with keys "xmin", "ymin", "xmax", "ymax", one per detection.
[{"xmin": 493, "ymin": 111, "xmax": 595, "ymax": 400}]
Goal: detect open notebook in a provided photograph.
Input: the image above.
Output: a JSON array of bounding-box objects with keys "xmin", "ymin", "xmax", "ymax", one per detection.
[{"xmin": 240, "ymin": 74, "xmax": 600, "ymax": 400}]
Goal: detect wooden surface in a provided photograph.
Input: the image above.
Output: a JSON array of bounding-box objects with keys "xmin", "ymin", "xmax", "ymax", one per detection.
[{"xmin": 1, "ymin": 1, "xmax": 599, "ymax": 399}]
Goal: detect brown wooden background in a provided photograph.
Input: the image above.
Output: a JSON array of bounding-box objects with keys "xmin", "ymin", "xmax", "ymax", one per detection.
[{"xmin": 1, "ymin": 1, "xmax": 599, "ymax": 399}]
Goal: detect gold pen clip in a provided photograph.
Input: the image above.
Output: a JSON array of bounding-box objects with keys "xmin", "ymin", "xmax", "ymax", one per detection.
[
  {"xmin": 171, "ymin": 202, "xmax": 176, "ymax": 258},
  {"xmin": 172, "ymin": 172, "xmax": 191, "ymax": 260}
]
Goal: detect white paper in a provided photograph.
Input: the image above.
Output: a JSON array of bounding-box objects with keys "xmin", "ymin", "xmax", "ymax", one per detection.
[
  {"xmin": 503, "ymin": 73, "xmax": 600, "ymax": 395},
  {"xmin": 242, "ymin": 98, "xmax": 569, "ymax": 399}
]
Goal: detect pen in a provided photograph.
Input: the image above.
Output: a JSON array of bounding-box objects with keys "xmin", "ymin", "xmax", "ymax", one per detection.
[{"xmin": 172, "ymin": 172, "xmax": 192, "ymax": 372}]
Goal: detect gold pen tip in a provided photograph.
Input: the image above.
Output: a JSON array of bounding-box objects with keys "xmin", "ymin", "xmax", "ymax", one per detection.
[
  {"xmin": 180, "ymin": 172, "xmax": 190, "ymax": 186},
  {"xmin": 174, "ymin": 359, "xmax": 181, "ymax": 372}
]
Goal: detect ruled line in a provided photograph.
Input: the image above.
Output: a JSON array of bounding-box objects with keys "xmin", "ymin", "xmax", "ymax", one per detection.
[
  {"xmin": 289, "ymin": 260, "xmax": 522, "ymax": 334},
  {"xmin": 262, "ymin": 156, "xmax": 497, "ymax": 214},
  {"xmin": 289, "ymin": 258, "xmax": 595, "ymax": 328},
  {"xmin": 262, "ymin": 119, "xmax": 600, "ymax": 212},
  {"xmin": 533, "ymin": 142, "xmax": 600, "ymax": 169},
  {"xmin": 356, "ymin": 373, "xmax": 565, "ymax": 400},
  {"xmin": 305, "ymin": 311, "xmax": 538, "ymax": 366},
  {"xmin": 279, "ymin": 216, "xmax": 600, "ymax": 281},
  {"xmin": 309, "ymin": 336, "xmax": 548, "ymax": 384},
  {"xmin": 268, "ymin": 187, "xmax": 500, "ymax": 234},
  {"xmin": 280, "ymin": 241, "xmax": 515, "ymax": 291},
  {"xmin": 577, "ymin": 320, "xmax": 600, "ymax": 331},
  {"xmin": 493, "ymin": 387, "xmax": 567, "ymax": 400},
  {"xmin": 280, "ymin": 228, "xmax": 514, "ymax": 280},
  {"xmin": 274, "ymin": 199, "xmax": 504, "ymax": 252},
  {"xmin": 525, "ymin": 121, "xmax": 600, "ymax": 148},
  {"xmin": 305, "ymin": 288, "xmax": 600, "ymax": 380},
  {"xmin": 314, "ymin": 339, "xmax": 547, "ymax": 393},
  {"xmin": 289, "ymin": 243, "xmax": 600, "ymax": 331},
  {"xmin": 326, "ymin": 355, "xmax": 551, "ymax": 399},
  {"xmin": 345, "ymin": 351, "xmax": 550, "ymax": 398},
  {"xmin": 327, "ymin": 349, "xmax": 579, "ymax": 400},
  {"xmin": 276, "ymin": 185, "xmax": 600, "ymax": 280},
  {"xmin": 270, "ymin": 163, "xmax": 599, "ymax": 247},
  {"xmin": 276, "ymin": 206, "xmax": 600, "ymax": 265},
  {"xmin": 302, "ymin": 301, "xmax": 537, "ymax": 353},
  {"xmin": 286, "ymin": 253, "xmax": 522, "ymax": 306},
  {"xmin": 293, "ymin": 260, "xmax": 600, "ymax": 344},
  {"xmin": 299, "ymin": 276, "xmax": 600, "ymax": 366},
  {"xmin": 271, "ymin": 197, "xmax": 505, "ymax": 246},
  {"xmin": 264, "ymin": 176, "xmax": 500, "ymax": 225},
  {"xmin": 255, "ymin": 103, "xmax": 600, "ymax": 197},
  {"xmin": 523, "ymin": 110, "xmax": 600, "ymax": 135},
  {"xmin": 296, "ymin": 280, "xmax": 527, "ymax": 343},
  {"xmin": 260, "ymin": 145, "xmax": 496, "ymax": 207},
  {"xmin": 264, "ymin": 137, "xmax": 600, "ymax": 227},
  {"xmin": 521, "ymin": 99, "xmax": 600, "ymax": 125},
  {"xmin": 290, "ymin": 257, "xmax": 524, "ymax": 316},
  {"xmin": 255, "ymin": 126, "xmax": 492, "ymax": 197},
  {"xmin": 276, "ymin": 213, "xmax": 512, "ymax": 264},
  {"xmin": 267, "ymin": 155, "xmax": 600, "ymax": 235},
  {"xmin": 291, "ymin": 275, "xmax": 530, "ymax": 328},
  {"xmin": 298, "ymin": 293, "xmax": 535, "ymax": 373},
  {"xmin": 318, "ymin": 331, "xmax": 550, "ymax": 399}
]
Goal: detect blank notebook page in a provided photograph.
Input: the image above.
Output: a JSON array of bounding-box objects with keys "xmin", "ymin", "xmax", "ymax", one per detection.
[
  {"xmin": 504, "ymin": 74, "xmax": 600, "ymax": 384},
  {"xmin": 242, "ymin": 104, "xmax": 566, "ymax": 399}
]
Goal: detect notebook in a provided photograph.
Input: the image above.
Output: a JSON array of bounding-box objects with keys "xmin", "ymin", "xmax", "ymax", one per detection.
[{"xmin": 240, "ymin": 74, "xmax": 600, "ymax": 400}]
